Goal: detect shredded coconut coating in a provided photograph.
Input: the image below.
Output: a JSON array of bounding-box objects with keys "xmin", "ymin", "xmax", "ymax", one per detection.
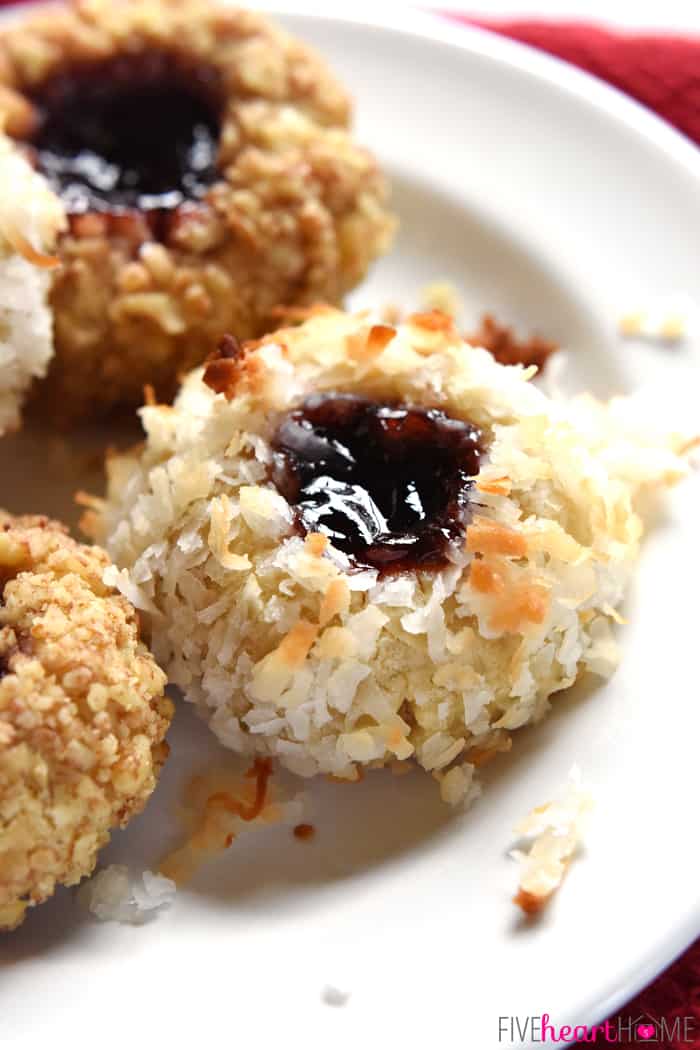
[
  {"xmin": 0, "ymin": 0, "xmax": 395, "ymax": 424},
  {"xmin": 0, "ymin": 513, "xmax": 172, "ymax": 931},
  {"xmin": 93, "ymin": 308, "xmax": 690, "ymax": 784},
  {"xmin": 0, "ymin": 130, "xmax": 65, "ymax": 436}
]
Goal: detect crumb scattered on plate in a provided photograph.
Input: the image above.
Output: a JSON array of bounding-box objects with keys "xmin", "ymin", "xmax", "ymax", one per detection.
[
  {"xmin": 433, "ymin": 761, "xmax": 481, "ymax": 807},
  {"xmin": 78, "ymin": 865, "xmax": 175, "ymax": 924},
  {"xmin": 397, "ymin": 285, "xmax": 560, "ymax": 373},
  {"xmin": 159, "ymin": 759, "xmax": 309, "ymax": 884},
  {"xmin": 322, "ymin": 985, "xmax": 351, "ymax": 1007},
  {"xmin": 293, "ymin": 822, "xmax": 315, "ymax": 840},
  {"xmin": 466, "ymin": 313, "xmax": 559, "ymax": 371},
  {"xmin": 510, "ymin": 766, "xmax": 594, "ymax": 915},
  {"xmin": 618, "ymin": 296, "xmax": 696, "ymax": 344}
]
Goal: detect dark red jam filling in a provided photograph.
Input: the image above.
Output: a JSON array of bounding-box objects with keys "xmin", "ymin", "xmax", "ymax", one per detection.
[
  {"xmin": 30, "ymin": 54, "xmax": 221, "ymax": 215},
  {"xmin": 271, "ymin": 394, "xmax": 482, "ymax": 572}
]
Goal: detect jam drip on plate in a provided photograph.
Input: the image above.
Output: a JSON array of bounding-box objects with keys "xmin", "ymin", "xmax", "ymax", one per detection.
[
  {"xmin": 271, "ymin": 394, "xmax": 482, "ymax": 572},
  {"xmin": 30, "ymin": 53, "xmax": 221, "ymax": 216}
]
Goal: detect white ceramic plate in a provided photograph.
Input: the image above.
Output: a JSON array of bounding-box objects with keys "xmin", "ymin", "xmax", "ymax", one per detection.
[{"xmin": 2, "ymin": 7, "xmax": 699, "ymax": 1049}]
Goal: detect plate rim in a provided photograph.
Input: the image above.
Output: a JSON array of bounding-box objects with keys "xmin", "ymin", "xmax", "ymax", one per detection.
[
  {"xmin": 271, "ymin": 2, "xmax": 700, "ymax": 177},
  {"xmin": 1, "ymin": 2, "xmax": 698, "ymax": 1043}
]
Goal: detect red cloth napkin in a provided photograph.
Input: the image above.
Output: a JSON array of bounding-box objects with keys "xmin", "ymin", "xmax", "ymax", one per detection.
[
  {"xmin": 0, "ymin": 0, "xmax": 697, "ymax": 1041},
  {"xmin": 440, "ymin": 22, "xmax": 700, "ymax": 1048}
]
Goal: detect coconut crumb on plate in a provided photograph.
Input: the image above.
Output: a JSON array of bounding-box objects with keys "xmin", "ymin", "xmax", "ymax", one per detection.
[
  {"xmin": 618, "ymin": 296, "xmax": 696, "ymax": 344},
  {"xmin": 159, "ymin": 759, "xmax": 309, "ymax": 885},
  {"xmin": 421, "ymin": 280, "xmax": 560, "ymax": 371},
  {"xmin": 322, "ymin": 985, "xmax": 351, "ymax": 1007},
  {"xmin": 394, "ymin": 283, "xmax": 560, "ymax": 371},
  {"xmin": 465, "ymin": 312, "xmax": 559, "ymax": 371},
  {"xmin": 433, "ymin": 761, "xmax": 481, "ymax": 807},
  {"xmin": 510, "ymin": 766, "xmax": 594, "ymax": 916},
  {"xmin": 78, "ymin": 865, "xmax": 176, "ymax": 925}
]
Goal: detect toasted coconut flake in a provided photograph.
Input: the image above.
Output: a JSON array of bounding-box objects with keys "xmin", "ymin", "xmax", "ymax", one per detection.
[
  {"xmin": 465, "ymin": 733, "xmax": 512, "ymax": 767},
  {"xmin": 327, "ymin": 765, "xmax": 364, "ymax": 784},
  {"xmin": 319, "ymin": 578, "xmax": 350, "ymax": 626},
  {"xmin": 305, "ymin": 532, "xmax": 329, "ymax": 557},
  {"xmin": 208, "ymin": 757, "xmax": 272, "ymax": 823},
  {"xmin": 208, "ymin": 495, "xmax": 251, "ymax": 570},
  {"xmin": 434, "ymin": 760, "xmax": 482, "ymax": 806},
  {"xmin": 408, "ymin": 309, "xmax": 456, "ymax": 333},
  {"xmin": 366, "ymin": 323, "xmax": 395, "ymax": 354},
  {"xmin": 476, "ymin": 475, "xmax": 512, "ymax": 496},
  {"xmin": 203, "ymin": 355, "xmax": 242, "ymax": 400},
  {"xmin": 159, "ymin": 759, "xmax": 308, "ymax": 885},
  {"xmin": 346, "ymin": 322, "xmax": 394, "ymax": 362},
  {"xmin": 513, "ymin": 888, "xmax": 547, "ymax": 915},
  {"xmin": 469, "ymin": 557, "xmax": 506, "ymax": 596},
  {"xmin": 276, "ymin": 620, "xmax": 320, "ymax": 669},
  {"xmin": 489, "ymin": 579, "xmax": 549, "ymax": 634},
  {"xmin": 678, "ymin": 435, "xmax": 700, "ymax": 457},
  {"xmin": 74, "ymin": 490, "xmax": 106, "ymax": 512},
  {"xmin": 466, "ymin": 313, "xmax": 558, "ymax": 371},
  {"xmin": 467, "ymin": 517, "xmax": 527, "ymax": 558},
  {"xmin": 511, "ymin": 767, "xmax": 593, "ymax": 915},
  {"xmin": 1, "ymin": 225, "xmax": 59, "ymax": 268}
]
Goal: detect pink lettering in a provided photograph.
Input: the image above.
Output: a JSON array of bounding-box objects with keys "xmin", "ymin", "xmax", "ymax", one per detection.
[
  {"xmin": 537, "ymin": 1014, "xmax": 624, "ymax": 1044},
  {"xmin": 541, "ymin": 1014, "xmax": 556, "ymax": 1041}
]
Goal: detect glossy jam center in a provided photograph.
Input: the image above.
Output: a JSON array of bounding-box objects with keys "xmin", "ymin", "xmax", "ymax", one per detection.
[
  {"xmin": 271, "ymin": 394, "xmax": 482, "ymax": 572},
  {"xmin": 31, "ymin": 55, "xmax": 221, "ymax": 213}
]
